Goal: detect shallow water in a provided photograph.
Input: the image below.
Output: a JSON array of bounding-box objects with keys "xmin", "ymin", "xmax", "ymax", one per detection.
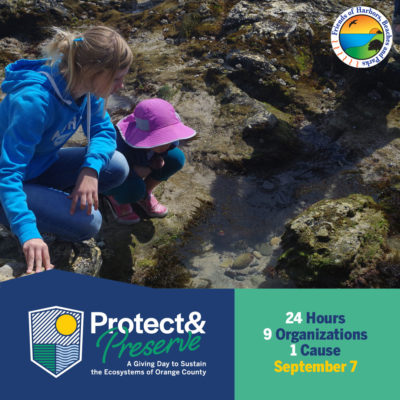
[
  {"xmin": 177, "ymin": 125, "xmax": 355, "ymax": 288},
  {"xmin": 107, "ymin": 78, "xmax": 357, "ymax": 289}
]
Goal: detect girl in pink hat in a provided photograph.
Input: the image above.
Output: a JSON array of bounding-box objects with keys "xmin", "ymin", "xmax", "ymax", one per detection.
[{"xmin": 105, "ymin": 98, "xmax": 196, "ymax": 224}]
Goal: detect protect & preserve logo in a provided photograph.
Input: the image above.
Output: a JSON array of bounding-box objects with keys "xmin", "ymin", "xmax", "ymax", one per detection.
[
  {"xmin": 28, "ymin": 306, "xmax": 84, "ymax": 378},
  {"xmin": 331, "ymin": 6, "xmax": 393, "ymax": 68},
  {"xmin": 28, "ymin": 306, "xmax": 206, "ymax": 379}
]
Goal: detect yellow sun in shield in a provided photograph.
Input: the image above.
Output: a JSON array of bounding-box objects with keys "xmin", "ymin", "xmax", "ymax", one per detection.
[{"xmin": 56, "ymin": 314, "xmax": 77, "ymax": 336}]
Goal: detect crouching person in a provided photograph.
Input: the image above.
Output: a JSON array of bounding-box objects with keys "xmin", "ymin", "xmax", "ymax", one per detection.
[
  {"xmin": 0, "ymin": 26, "xmax": 133, "ymax": 273},
  {"xmin": 105, "ymin": 98, "xmax": 196, "ymax": 224}
]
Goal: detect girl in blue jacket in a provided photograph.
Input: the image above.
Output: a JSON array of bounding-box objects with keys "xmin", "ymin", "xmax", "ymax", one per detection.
[{"xmin": 0, "ymin": 26, "xmax": 133, "ymax": 274}]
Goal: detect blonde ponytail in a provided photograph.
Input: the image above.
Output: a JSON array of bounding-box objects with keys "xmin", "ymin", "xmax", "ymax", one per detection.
[{"xmin": 43, "ymin": 26, "xmax": 133, "ymax": 95}]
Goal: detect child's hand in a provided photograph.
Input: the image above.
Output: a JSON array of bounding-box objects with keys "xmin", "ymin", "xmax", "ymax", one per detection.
[
  {"xmin": 23, "ymin": 238, "xmax": 54, "ymax": 273},
  {"xmin": 149, "ymin": 155, "xmax": 165, "ymax": 170},
  {"xmin": 69, "ymin": 167, "xmax": 99, "ymax": 215}
]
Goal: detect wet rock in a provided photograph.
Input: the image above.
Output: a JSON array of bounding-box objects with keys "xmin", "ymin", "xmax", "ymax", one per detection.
[
  {"xmin": 226, "ymin": 51, "xmax": 276, "ymax": 75},
  {"xmin": 376, "ymin": 255, "xmax": 400, "ymax": 288},
  {"xmin": 0, "ymin": 37, "xmax": 27, "ymax": 64},
  {"xmin": 220, "ymin": 258, "xmax": 234, "ymax": 268},
  {"xmin": 249, "ymin": 259, "xmax": 259, "ymax": 268},
  {"xmin": 198, "ymin": 3, "xmax": 211, "ymax": 16},
  {"xmin": 0, "ymin": 226, "xmax": 20, "ymax": 256},
  {"xmin": 0, "ymin": 0, "xmax": 69, "ymax": 39},
  {"xmin": 225, "ymin": 268, "xmax": 246, "ymax": 279},
  {"xmin": 277, "ymin": 78, "xmax": 287, "ymax": 86},
  {"xmin": 256, "ymin": 243, "xmax": 273, "ymax": 256},
  {"xmin": 253, "ymin": 251, "xmax": 262, "ymax": 259},
  {"xmin": 203, "ymin": 243, "xmax": 213, "ymax": 252},
  {"xmin": 64, "ymin": 239, "xmax": 102, "ymax": 276},
  {"xmin": 0, "ymin": 260, "xmax": 26, "ymax": 282},
  {"xmin": 277, "ymin": 195, "xmax": 389, "ymax": 287},
  {"xmin": 45, "ymin": 239, "xmax": 102, "ymax": 276},
  {"xmin": 387, "ymin": 236, "xmax": 400, "ymax": 251},
  {"xmin": 107, "ymin": 93, "xmax": 136, "ymax": 114},
  {"xmin": 190, "ymin": 277, "xmax": 212, "ymax": 288},
  {"xmin": 232, "ymin": 252, "xmax": 254, "ymax": 269},
  {"xmin": 223, "ymin": 1, "xmax": 264, "ymax": 29},
  {"xmin": 223, "ymin": 0, "xmax": 331, "ymax": 39},
  {"xmin": 270, "ymin": 237, "xmax": 281, "ymax": 247},
  {"xmin": 244, "ymin": 107, "xmax": 278, "ymax": 133},
  {"xmin": 0, "ymin": 229, "xmax": 102, "ymax": 280},
  {"xmin": 0, "ymin": 0, "xmax": 68, "ymax": 15},
  {"xmin": 315, "ymin": 226, "xmax": 330, "ymax": 242}
]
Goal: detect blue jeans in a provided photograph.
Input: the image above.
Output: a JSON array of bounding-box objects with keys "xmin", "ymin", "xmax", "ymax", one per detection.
[
  {"xmin": 395, "ymin": 0, "xmax": 400, "ymax": 17},
  {"xmin": 0, "ymin": 148, "xmax": 129, "ymax": 242},
  {"xmin": 107, "ymin": 147, "xmax": 185, "ymax": 204}
]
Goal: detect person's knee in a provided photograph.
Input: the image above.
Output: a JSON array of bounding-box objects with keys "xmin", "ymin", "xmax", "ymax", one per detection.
[
  {"xmin": 168, "ymin": 148, "xmax": 185, "ymax": 172},
  {"xmin": 106, "ymin": 151, "xmax": 130, "ymax": 188},
  {"xmin": 113, "ymin": 151, "xmax": 130, "ymax": 185},
  {"xmin": 175, "ymin": 150, "xmax": 186, "ymax": 170},
  {"xmin": 75, "ymin": 210, "xmax": 102, "ymax": 241}
]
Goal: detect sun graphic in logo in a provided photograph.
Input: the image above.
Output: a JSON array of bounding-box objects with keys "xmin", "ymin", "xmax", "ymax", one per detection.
[{"xmin": 55, "ymin": 314, "xmax": 77, "ymax": 336}]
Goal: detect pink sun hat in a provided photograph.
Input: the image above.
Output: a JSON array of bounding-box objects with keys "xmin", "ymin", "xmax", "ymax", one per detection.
[{"xmin": 117, "ymin": 98, "xmax": 196, "ymax": 148}]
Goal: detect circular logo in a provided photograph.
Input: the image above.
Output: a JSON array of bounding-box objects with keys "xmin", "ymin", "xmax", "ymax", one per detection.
[{"xmin": 331, "ymin": 7, "xmax": 393, "ymax": 68}]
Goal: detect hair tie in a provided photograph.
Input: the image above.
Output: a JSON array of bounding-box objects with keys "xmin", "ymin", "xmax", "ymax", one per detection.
[{"xmin": 73, "ymin": 37, "xmax": 84, "ymax": 42}]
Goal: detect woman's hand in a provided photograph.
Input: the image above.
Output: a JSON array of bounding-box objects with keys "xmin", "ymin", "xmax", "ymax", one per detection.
[
  {"xmin": 69, "ymin": 167, "xmax": 99, "ymax": 215},
  {"xmin": 23, "ymin": 238, "xmax": 54, "ymax": 273}
]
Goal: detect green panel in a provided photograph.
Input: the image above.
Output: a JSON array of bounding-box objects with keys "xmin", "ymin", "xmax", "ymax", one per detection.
[
  {"xmin": 33, "ymin": 344, "xmax": 56, "ymax": 373},
  {"xmin": 235, "ymin": 289, "xmax": 400, "ymax": 399}
]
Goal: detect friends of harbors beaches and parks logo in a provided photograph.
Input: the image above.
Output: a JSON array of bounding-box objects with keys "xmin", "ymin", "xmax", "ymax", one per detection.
[
  {"xmin": 331, "ymin": 6, "xmax": 393, "ymax": 68},
  {"xmin": 29, "ymin": 306, "xmax": 206, "ymax": 378},
  {"xmin": 28, "ymin": 306, "xmax": 84, "ymax": 378}
]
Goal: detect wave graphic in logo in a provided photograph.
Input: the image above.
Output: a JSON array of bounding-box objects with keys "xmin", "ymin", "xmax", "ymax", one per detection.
[{"xmin": 29, "ymin": 306, "xmax": 84, "ymax": 378}]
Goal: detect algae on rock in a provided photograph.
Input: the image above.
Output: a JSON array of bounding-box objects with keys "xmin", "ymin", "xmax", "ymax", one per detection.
[{"xmin": 277, "ymin": 194, "xmax": 389, "ymax": 287}]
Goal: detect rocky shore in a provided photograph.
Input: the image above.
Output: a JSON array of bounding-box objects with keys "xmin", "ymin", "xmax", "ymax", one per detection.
[{"xmin": 1, "ymin": 0, "xmax": 400, "ymax": 288}]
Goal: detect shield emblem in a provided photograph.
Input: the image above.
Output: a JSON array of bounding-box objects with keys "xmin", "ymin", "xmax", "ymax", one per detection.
[{"xmin": 28, "ymin": 306, "xmax": 84, "ymax": 378}]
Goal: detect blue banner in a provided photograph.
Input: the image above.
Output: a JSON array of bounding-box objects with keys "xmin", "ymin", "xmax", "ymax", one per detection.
[{"xmin": 0, "ymin": 271, "xmax": 234, "ymax": 399}]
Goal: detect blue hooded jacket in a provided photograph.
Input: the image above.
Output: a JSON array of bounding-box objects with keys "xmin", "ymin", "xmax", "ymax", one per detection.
[{"xmin": 0, "ymin": 59, "xmax": 117, "ymax": 244}]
